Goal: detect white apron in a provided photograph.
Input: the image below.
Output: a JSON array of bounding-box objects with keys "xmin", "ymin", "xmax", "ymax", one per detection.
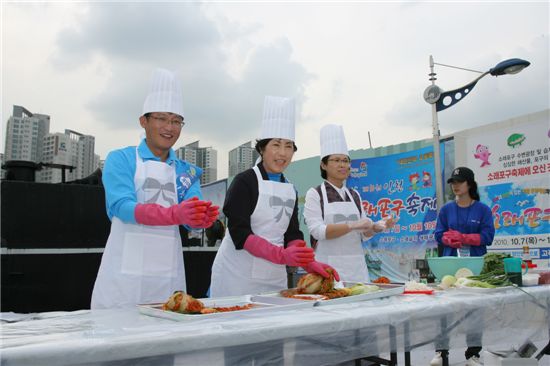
[
  {"xmin": 91, "ymin": 149, "xmax": 185, "ymax": 309},
  {"xmin": 210, "ymin": 166, "xmax": 295, "ymax": 297},
  {"xmin": 314, "ymin": 182, "xmax": 370, "ymax": 283}
]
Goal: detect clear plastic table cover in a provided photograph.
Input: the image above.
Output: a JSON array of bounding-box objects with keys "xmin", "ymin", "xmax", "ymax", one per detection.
[{"xmin": 1, "ymin": 286, "xmax": 549, "ymax": 366}]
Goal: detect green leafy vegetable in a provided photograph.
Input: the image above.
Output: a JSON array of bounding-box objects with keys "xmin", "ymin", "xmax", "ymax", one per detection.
[
  {"xmin": 468, "ymin": 271, "xmax": 513, "ymax": 287},
  {"xmin": 481, "ymin": 252, "xmax": 511, "ymax": 275},
  {"xmin": 464, "ymin": 279, "xmax": 496, "ymax": 288}
]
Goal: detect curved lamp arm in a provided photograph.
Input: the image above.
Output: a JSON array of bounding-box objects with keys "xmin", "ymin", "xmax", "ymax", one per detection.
[{"xmin": 435, "ymin": 71, "xmax": 489, "ymax": 112}]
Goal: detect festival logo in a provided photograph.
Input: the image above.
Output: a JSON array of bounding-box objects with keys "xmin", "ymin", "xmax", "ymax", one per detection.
[{"xmin": 506, "ymin": 133, "xmax": 526, "ymax": 148}]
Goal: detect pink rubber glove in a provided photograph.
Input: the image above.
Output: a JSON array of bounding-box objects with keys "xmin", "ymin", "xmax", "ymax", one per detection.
[
  {"xmin": 134, "ymin": 197, "xmax": 209, "ymax": 227},
  {"xmin": 193, "ymin": 205, "xmax": 220, "ymax": 229},
  {"xmin": 287, "ymin": 239, "xmax": 307, "ymax": 248},
  {"xmin": 461, "ymin": 233, "xmax": 481, "ymax": 246},
  {"xmin": 303, "ymin": 261, "xmax": 341, "ymax": 281},
  {"xmin": 243, "ymin": 235, "xmax": 315, "ymax": 267}
]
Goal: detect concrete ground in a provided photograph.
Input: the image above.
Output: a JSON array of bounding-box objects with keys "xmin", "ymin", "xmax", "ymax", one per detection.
[{"xmin": 360, "ymin": 341, "xmax": 548, "ymax": 366}]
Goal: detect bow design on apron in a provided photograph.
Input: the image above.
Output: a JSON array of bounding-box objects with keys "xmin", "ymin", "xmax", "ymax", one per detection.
[
  {"xmin": 141, "ymin": 178, "xmax": 176, "ymax": 205},
  {"xmin": 269, "ymin": 196, "xmax": 295, "ymax": 222},
  {"xmin": 332, "ymin": 213, "xmax": 359, "ymax": 224}
]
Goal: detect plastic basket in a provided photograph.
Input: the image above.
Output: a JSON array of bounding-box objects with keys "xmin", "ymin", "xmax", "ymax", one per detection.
[{"xmin": 427, "ymin": 256, "xmax": 483, "ymax": 281}]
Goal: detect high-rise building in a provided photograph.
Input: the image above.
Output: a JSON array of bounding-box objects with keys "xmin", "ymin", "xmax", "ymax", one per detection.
[
  {"xmin": 94, "ymin": 154, "xmax": 101, "ymax": 172},
  {"xmin": 176, "ymin": 141, "xmax": 198, "ymax": 165},
  {"xmin": 38, "ymin": 132, "xmax": 78, "ymax": 183},
  {"xmin": 228, "ymin": 141, "xmax": 259, "ymax": 177},
  {"xmin": 0, "ymin": 153, "xmax": 5, "ymax": 179},
  {"xmin": 199, "ymin": 147, "xmax": 217, "ymax": 185},
  {"xmin": 65, "ymin": 129, "xmax": 96, "ymax": 179},
  {"xmin": 4, "ymin": 105, "xmax": 50, "ymax": 163},
  {"xmin": 37, "ymin": 130, "xmax": 96, "ymax": 183},
  {"xmin": 175, "ymin": 141, "xmax": 218, "ymax": 184},
  {"xmin": 4, "ymin": 106, "xmax": 97, "ymax": 183}
]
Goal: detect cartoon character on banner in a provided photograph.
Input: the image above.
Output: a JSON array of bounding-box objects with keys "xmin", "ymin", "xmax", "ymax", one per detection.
[
  {"xmin": 474, "ymin": 144, "xmax": 492, "ymax": 167},
  {"xmin": 422, "ymin": 171, "xmax": 432, "ymax": 188},
  {"xmin": 409, "ymin": 172, "xmax": 420, "ymax": 191}
]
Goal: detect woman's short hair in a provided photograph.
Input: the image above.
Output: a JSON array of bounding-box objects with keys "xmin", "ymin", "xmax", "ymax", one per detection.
[
  {"xmin": 320, "ymin": 156, "xmax": 329, "ymax": 179},
  {"xmin": 255, "ymin": 138, "xmax": 298, "ymax": 156}
]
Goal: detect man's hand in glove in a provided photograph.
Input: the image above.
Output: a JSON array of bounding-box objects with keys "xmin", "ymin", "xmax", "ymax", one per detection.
[
  {"xmin": 193, "ymin": 204, "xmax": 220, "ymax": 229},
  {"xmin": 134, "ymin": 197, "xmax": 210, "ymax": 226}
]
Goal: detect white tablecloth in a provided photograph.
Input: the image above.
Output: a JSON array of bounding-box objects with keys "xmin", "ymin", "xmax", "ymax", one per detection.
[{"xmin": 1, "ymin": 286, "xmax": 549, "ymax": 366}]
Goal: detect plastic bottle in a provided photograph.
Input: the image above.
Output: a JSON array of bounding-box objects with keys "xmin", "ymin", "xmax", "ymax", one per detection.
[{"xmin": 522, "ymin": 245, "xmax": 533, "ymax": 267}]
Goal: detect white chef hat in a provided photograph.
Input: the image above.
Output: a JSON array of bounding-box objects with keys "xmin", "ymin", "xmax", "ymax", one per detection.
[
  {"xmin": 259, "ymin": 96, "xmax": 295, "ymax": 141},
  {"xmin": 320, "ymin": 124, "xmax": 349, "ymax": 160},
  {"xmin": 142, "ymin": 68, "xmax": 184, "ymax": 118}
]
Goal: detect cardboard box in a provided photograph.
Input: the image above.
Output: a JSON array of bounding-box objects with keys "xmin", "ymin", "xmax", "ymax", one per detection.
[{"xmin": 483, "ymin": 351, "xmax": 539, "ymax": 366}]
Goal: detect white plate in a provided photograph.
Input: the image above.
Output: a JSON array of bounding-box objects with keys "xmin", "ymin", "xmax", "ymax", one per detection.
[{"xmin": 138, "ymin": 295, "xmax": 314, "ymax": 321}]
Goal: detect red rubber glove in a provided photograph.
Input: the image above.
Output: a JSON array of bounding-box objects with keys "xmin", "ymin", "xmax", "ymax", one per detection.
[
  {"xmin": 134, "ymin": 197, "xmax": 209, "ymax": 227},
  {"xmin": 461, "ymin": 233, "xmax": 481, "ymax": 246},
  {"xmin": 243, "ymin": 235, "xmax": 315, "ymax": 267},
  {"xmin": 442, "ymin": 230, "xmax": 462, "ymax": 249},
  {"xmin": 303, "ymin": 261, "xmax": 340, "ymax": 281}
]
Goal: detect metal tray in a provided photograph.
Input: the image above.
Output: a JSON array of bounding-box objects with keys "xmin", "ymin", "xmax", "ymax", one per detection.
[
  {"xmin": 138, "ymin": 294, "xmax": 315, "ymax": 322},
  {"xmin": 257, "ymin": 282, "xmax": 405, "ymax": 307}
]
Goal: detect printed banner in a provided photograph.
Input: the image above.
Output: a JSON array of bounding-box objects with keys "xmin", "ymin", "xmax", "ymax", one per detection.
[
  {"xmin": 347, "ymin": 145, "xmax": 442, "ymax": 282},
  {"xmin": 466, "ymin": 118, "xmax": 550, "ymax": 263}
]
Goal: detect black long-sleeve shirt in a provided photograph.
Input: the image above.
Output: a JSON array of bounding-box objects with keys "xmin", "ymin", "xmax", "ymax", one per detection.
[{"xmin": 223, "ymin": 163, "xmax": 304, "ymax": 250}]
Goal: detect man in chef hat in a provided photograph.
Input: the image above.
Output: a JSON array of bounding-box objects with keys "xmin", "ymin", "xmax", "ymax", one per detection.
[
  {"xmin": 91, "ymin": 68, "xmax": 219, "ymax": 309},
  {"xmin": 210, "ymin": 96, "xmax": 339, "ymax": 300},
  {"xmin": 304, "ymin": 124, "xmax": 396, "ymax": 283}
]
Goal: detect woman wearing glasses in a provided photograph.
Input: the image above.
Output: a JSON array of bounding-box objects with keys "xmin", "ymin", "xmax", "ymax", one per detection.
[{"xmin": 303, "ymin": 124, "xmax": 396, "ymax": 283}]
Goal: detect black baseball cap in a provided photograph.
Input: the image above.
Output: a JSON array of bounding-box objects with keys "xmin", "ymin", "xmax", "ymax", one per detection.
[{"xmin": 447, "ymin": 167, "xmax": 475, "ymax": 183}]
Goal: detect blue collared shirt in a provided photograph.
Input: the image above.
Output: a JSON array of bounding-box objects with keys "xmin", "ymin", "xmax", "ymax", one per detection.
[{"xmin": 102, "ymin": 139, "xmax": 203, "ymax": 223}]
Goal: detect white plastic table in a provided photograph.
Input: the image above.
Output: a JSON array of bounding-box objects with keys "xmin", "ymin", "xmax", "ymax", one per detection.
[{"xmin": 1, "ymin": 286, "xmax": 549, "ymax": 366}]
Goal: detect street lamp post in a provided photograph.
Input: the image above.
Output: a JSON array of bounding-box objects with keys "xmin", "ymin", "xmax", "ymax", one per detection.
[{"xmin": 423, "ymin": 56, "xmax": 530, "ymax": 213}]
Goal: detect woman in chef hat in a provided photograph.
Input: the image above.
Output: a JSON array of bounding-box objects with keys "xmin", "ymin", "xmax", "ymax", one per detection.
[
  {"xmin": 210, "ymin": 96, "xmax": 339, "ymax": 298},
  {"xmin": 303, "ymin": 124, "xmax": 396, "ymax": 283}
]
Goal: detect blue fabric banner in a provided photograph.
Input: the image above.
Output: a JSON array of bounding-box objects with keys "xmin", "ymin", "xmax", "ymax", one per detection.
[{"xmin": 347, "ymin": 145, "xmax": 442, "ymax": 282}]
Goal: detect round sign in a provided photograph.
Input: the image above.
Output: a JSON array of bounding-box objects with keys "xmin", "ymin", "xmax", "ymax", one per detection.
[{"xmin": 423, "ymin": 85, "xmax": 442, "ymax": 104}]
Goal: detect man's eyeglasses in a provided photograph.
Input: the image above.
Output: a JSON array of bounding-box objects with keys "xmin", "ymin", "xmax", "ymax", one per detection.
[
  {"xmin": 327, "ymin": 158, "xmax": 351, "ymax": 165},
  {"xmin": 148, "ymin": 114, "xmax": 185, "ymax": 129}
]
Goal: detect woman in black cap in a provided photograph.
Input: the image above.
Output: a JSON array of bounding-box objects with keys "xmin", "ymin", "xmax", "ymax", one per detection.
[
  {"xmin": 430, "ymin": 166, "xmax": 495, "ymax": 366},
  {"xmin": 435, "ymin": 166, "xmax": 495, "ymax": 257}
]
